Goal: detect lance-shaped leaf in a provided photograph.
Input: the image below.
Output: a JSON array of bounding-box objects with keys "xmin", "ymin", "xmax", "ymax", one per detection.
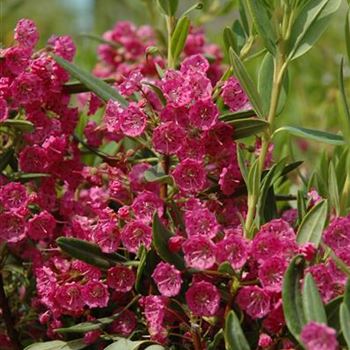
[
  {"xmin": 229, "ymin": 48, "xmax": 264, "ymax": 118},
  {"xmin": 24, "ymin": 339, "xmax": 86, "ymax": 350},
  {"xmin": 64, "ymin": 78, "xmax": 115, "ymax": 94},
  {"xmin": 302, "ymin": 273, "xmax": 327, "ymax": 324},
  {"xmin": 104, "ymin": 339, "xmax": 150, "ymax": 350},
  {"xmin": 328, "ymin": 162, "xmax": 340, "ymax": 215},
  {"xmin": 152, "ymin": 213, "xmax": 185, "ymax": 270},
  {"xmin": 296, "ymin": 199, "xmax": 328, "ymax": 246},
  {"xmin": 339, "ymin": 58, "xmax": 350, "ymax": 140},
  {"xmin": 219, "ymin": 109, "xmax": 256, "ymax": 122},
  {"xmin": 282, "ymin": 255, "xmax": 306, "ymax": 342},
  {"xmin": 226, "ymin": 118, "xmax": 269, "ymax": 140},
  {"xmin": 144, "ymin": 165, "xmax": 173, "ymax": 185},
  {"xmin": 273, "ymin": 126, "xmax": 345, "ymax": 145},
  {"xmin": 1, "ymin": 119, "xmax": 34, "ymax": 132},
  {"xmin": 246, "ymin": 0, "xmax": 276, "ymax": 55},
  {"xmin": 326, "ymin": 296, "xmax": 342, "ymax": 331},
  {"xmin": 346, "ymin": 9, "xmax": 350, "ymax": 63},
  {"xmin": 53, "ymin": 55, "xmax": 127, "ymax": 106},
  {"xmin": 157, "ymin": 0, "xmax": 179, "ymax": 16},
  {"xmin": 223, "ymin": 26, "xmax": 238, "ymax": 54},
  {"xmin": 224, "ymin": 310, "xmax": 251, "ymax": 350},
  {"xmin": 287, "ymin": 0, "xmax": 342, "ymax": 60},
  {"xmin": 56, "ymin": 237, "xmax": 118, "ymax": 269},
  {"xmin": 340, "ymin": 303, "xmax": 350, "ymax": 349},
  {"xmin": 135, "ymin": 246, "xmax": 147, "ymax": 293},
  {"xmin": 170, "ymin": 16, "xmax": 190, "ymax": 65}
]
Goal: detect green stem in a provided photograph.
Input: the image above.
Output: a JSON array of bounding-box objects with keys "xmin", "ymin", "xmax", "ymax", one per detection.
[{"xmin": 166, "ymin": 16, "xmax": 175, "ymax": 69}]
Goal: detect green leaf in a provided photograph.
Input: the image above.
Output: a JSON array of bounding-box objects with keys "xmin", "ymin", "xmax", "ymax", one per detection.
[
  {"xmin": 142, "ymin": 82, "xmax": 166, "ymax": 106},
  {"xmin": 328, "ymin": 162, "xmax": 340, "ymax": 216},
  {"xmin": 341, "ymin": 303, "xmax": 350, "ymax": 348},
  {"xmin": 79, "ymin": 33, "xmax": 120, "ymax": 49},
  {"xmin": 24, "ymin": 339, "xmax": 86, "ymax": 350},
  {"xmin": 297, "ymin": 190, "xmax": 307, "ymax": 225},
  {"xmin": 64, "ymin": 78, "xmax": 115, "ymax": 94},
  {"xmin": 326, "ymin": 296, "xmax": 342, "ymax": 331},
  {"xmin": 273, "ymin": 126, "xmax": 345, "ymax": 145},
  {"xmin": 208, "ymin": 329, "xmax": 224, "ymax": 350},
  {"xmin": 170, "ymin": 16, "xmax": 190, "ymax": 65},
  {"xmin": 104, "ymin": 339, "xmax": 149, "ymax": 350},
  {"xmin": 339, "ymin": 58, "xmax": 350, "ymax": 139},
  {"xmin": 229, "ymin": 48, "xmax": 264, "ymax": 118},
  {"xmin": 287, "ymin": 0, "xmax": 342, "ymax": 60},
  {"xmin": 180, "ymin": 2, "xmax": 204, "ymax": 18},
  {"xmin": 152, "ymin": 213, "xmax": 185, "ymax": 270},
  {"xmin": 346, "ymin": 9, "xmax": 350, "ymax": 63},
  {"xmin": 344, "ymin": 278, "xmax": 350, "ymax": 310},
  {"xmin": 226, "ymin": 118, "xmax": 269, "ymax": 140},
  {"xmin": 302, "ymin": 273, "xmax": 327, "ymax": 324},
  {"xmin": 282, "ymin": 255, "xmax": 306, "ymax": 342},
  {"xmin": 246, "ymin": 0, "xmax": 276, "ymax": 54},
  {"xmin": 232, "ymin": 20, "xmax": 246, "ymax": 54},
  {"xmin": 237, "ymin": 145, "xmax": 248, "ymax": 184},
  {"xmin": 224, "ymin": 310, "xmax": 251, "ymax": 350},
  {"xmin": 157, "ymin": 0, "xmax": 179, "ymax": 16},
  {"xmin": 135, "ymin": 245, "xmax": 147, "ymax": 293},
  {"xmin": 52, "ymin": 55, "xmax": 127, "ymax": 106},
  {"xmin": 220, "ymin": 109, "xmax": 256, "ymax": 122},
  {"xmin": 145, "ymin": 346, "xmax": 166, "ymax": 350},
  {"xmin": 247, "ymin": 158, "xmax": 260, "ymax": 198},
  {"xmin": 223, "ymin": 26, "xmax": 237, "ymax": 54},
  {"xmin": 144, "ymin": 165, "xmax": 173, "ymax": 185},
  {"xmin": 0, "ymin": 148, "xmax": 14, "ymax": 172},
  {"xmin": 56, "ymin": 237, "xmax": 118, "ymax": 269},
  {"xmin": 1, "ymin": 119, "xmax": 34, "ymax": 132},
  {"xmin": 296, "ymin": 199, "xmax": 328, "ymax": 246}
]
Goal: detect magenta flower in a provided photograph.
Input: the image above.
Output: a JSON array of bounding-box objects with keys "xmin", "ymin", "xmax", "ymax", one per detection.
[
  {"xmin": 121, "ymin": 220, "xmax": 152, "ymax": 253},
  {"xmin": 180, "ymin": 54, "xmax": 209, "ymax": 74},
  {"xmin": 107, "ymin": 265, "xmax": 135, "ymax": 292},
  {"xmin": 172, "ymin": 158, "xmax": 206, "ymax": 193},
  {"xmin": 131, "ymin": 191, "xmax": 164, "ymax": 224},
  {"xmin": 19, "ymin": 145, "xmax": 48, "ymax": 173},
  {"xmin": 109, "ymin": 308, "xmax": 137, "ymax": 336},
  {"xmin": 301, "ymin": 322, "xmax": 338, "ymax": 350},
  {"xmin": 0, "ymin": 182, "xmax": 28, "ymax": 212},
  {"xmin": 185, "ymin": 280, "xmax": 220, "ymax": 316},
  {"xmin": 48, "ymin": 35, "xmax": 76, "ymax": 61},
  {"xmin": 119, "ymin": 69, "xmax": 143, "ymax": 96},
  {"xmin": 219, "ymin": 163, "xmax": 241, "ymax": 195},
  {"xmin": 82, "ymin": 281, "xmax": 109, "ymax": 308},
  {"xmin": 104, "ymin": 100, "xmax": 123, "ymax": 133},
  {"xmin": 152, "ymin": 262, "xmax": 182, "ymax": 297},
  {"xmin": 0, "ymin": 212, "xmax": 26, "ymax": 243},
  {"xmin": 323, "ymin": 216, "xmax": 350, "ymax": 254},
  {"xmin": 221, "ymin": 77, "xmax": 249, "ymax": 112},
  {"xmin": 189, "ymin": 99, "xmax": 218, "ymax": 131},
  {"xmin": 258, "ymin": 256, "xmax": 288, "ymax": 292},
  {"xmin": 120, "ymin": 103, "xmax": 147, "ymax": 137},
  {"xmin": 184, "ymin": 207, "xmax": 219, "ymax": 239},
  {"xmin": 236, "ymin": 286, "xmax": 271, "ymax": 319},
  {"xmin": 14, "ymin": 18, "xmax": 39, "ymax": 48},
  {"xmin": 27, "ymin": 210, "xmax": 56, "ymax": 241},
  {"xmin": 54, "ymin": 282, "xmax": 84, "ymax": 313},
  {"xmin": 182, "ymin": 235, "xmax": 216, "ymax": 270}
]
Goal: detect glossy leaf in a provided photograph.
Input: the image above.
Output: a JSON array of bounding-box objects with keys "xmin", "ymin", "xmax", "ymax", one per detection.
[
  {"xmin": 287, "ymin": 0, "xmax": 342, "ymax": 60},
  {"xmin": 246, "ymin": 0, "xmax": 276, "ymax": 54},
  {"xmin": 282, "ymin": 255, "xmax": 306, "ymax": 342},
  {"xmin": 344, "ymin": 278, "xmax": 350, "ymax": 310},
  {"xmin": 302, "ymin": 273, "xmax": 327, "ymax": 324},
  {"xmin": 157, "ymin": 0, "xmax": 179, "ymax": 16},
  {"xmin": 220, "ymin": 109, "xmax": 256, "ymax": 122},
  {"xmin": 170, "ymin": 16, "xmax": 190, "ymax": 65},
  {"xmin": 104, "ymin": 339, "xmax": 148, "ymax": 350},
  {"xmin": 53, "ymin": 55, "xmax": 127, "ymax": 106},
  {"xmin": 296, "ymin": 199, "xmax": 328, "ymax": 246},
  {"xmin": 1, "ymin": 119, "xmax": 34, "ymax": 132},
  {"xmin": 227, "ymin": 118, "xmax": 269, "ymax": 140},
  {"xmin": 297, "ymin": 190, "xmax": 307, "ymax": 225},
  {"xmin": 24, "ymin": 339, "xmax": 86, "ymax": 350},
  {"xmin": 229, "ymin": 48, "xmax": 264, "ymax": 118},
  {"xmin": 247, "ymin": 158, "xmax": 260, "ymax": 198},
  {"xmin": 145, "ymin": 346, "xmax": 166, "ymax": 350},
  {"xmin": 152, "ymin": 213, "xmax": 185, "ymax": 270},
  {"xmin": 64, "ymin": 78, "xmax": 115, "ymax": 94},
  {"xmin": 237, "ymin": 145, "xmax": 248, "ymax": 184},
  {"xmin": 274, "ymin": 126, "xmax": 345, "ymax": 145},
  {"xmin": 224, "ymin": 310, "xmax": 251, "ymax": 350}
]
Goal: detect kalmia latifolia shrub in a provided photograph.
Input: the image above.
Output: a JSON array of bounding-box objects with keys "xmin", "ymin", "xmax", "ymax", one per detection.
[{"xmin": 0, "ymin": 1, "xmax": 350, "ymax": 350}]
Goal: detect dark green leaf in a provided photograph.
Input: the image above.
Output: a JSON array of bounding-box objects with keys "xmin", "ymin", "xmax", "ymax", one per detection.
[
  {"xmin": 297, "ymin": 190, "xmax": 307, "ymax": 225},
  {"xmin": 0, "ymin": 148, "xmax": 14, "ymax": 172},
  {"xmin": 232, "ymin": 20, "xmax": 246, "ymax": 54},
  {"xmin": 24, "ymin": 339, "xmax": 86, "ymax": 350},
  {"xmin": 208, "ymin": 329, "xmax": 224, "ymax": 350},
  {"xmin": 53, "ymin": 55, "xmax": 127, "ymax": 106},
  {"xmin": 152, "ymin": 213, "xmax": 185, "ymax": 270},
  {"xmin": 274, "ymin": 126, "xmax": 345, "ymax": 145},
  {"xmin": 229, "ymin": 48, "xmax": 264, "ymax": 118},
  {"xmin": 1, "ymin": 119, "xmax": 34, "ymax": 132},
  {"xmin": 236, "ymin": 145, "xmax": 248, "ymax": 184},
  {"xmin": 344, "ymin": 278, "xmax": 350, "ymax": 311},
  {"xmin": 144, "ymin": 165, "xmax": 173, "ymax": 185},
  {"xmin": 64, "ymin": 78, "xmax": 115, "ymax": 94},
  {"xmin": 326, "ymin": 296, "xmax": 342, "ymax": 331},
  {"xmin": 340, "ymin": 303, "xmax": 350, "ymax": 349},
  {"xmin": 220, "ymin": 109, "xmax": 256, "ymax": 122},
  {"xmin": 157, "ymin": 0, "xmax": 179, "ymax": 16},
  {"xmin": 302, "ymin": 273, "xmax": 327, "ymax": 323},
  {"xmin": 296, "ymin": 199, "xmax": 328, "ymax": 246},
  {"xmin": 170, "ymin": 16, "xmax": 190, "ymax": 65},
  {"xmin": 228, "ymin": 118, "xmax": 269, "ymax": 139},
  {"xmin": 282, "ymin": 255, "xmax": 306, "ymax": 342},
  {"xmin": 224, "ymin": 310, "xmax": 251, "ymax": 350},
  {"xmin": 79, "ymin": 33, "xmax": 120, "ymax": 49},
  {"xmin": 223, "ymin": 26, "xmax": 237, "ymax": 54}
]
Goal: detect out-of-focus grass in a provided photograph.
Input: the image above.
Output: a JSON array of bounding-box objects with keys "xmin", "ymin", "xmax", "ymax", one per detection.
[{"xmin": 1, "ymin": 0, "xmax": 348, "ymax": 170}]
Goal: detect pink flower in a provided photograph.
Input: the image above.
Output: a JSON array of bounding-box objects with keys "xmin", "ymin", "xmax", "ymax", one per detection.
[
  {"xmin": 107, "ymin": 265, "xmax": 135, "ymax": 292},
  {"xmin": 301, "ymin": 322, "xmax": 338, "ymax": 350},
  {"xmin": 306, "ymin": 264, "xmax": 335, "ymax": 302},
  {"xmin": 121, "ymin": 220, "xmax": 152, "ymax": 253},
  {"xmin": 172, "ymin": 158, "xmax": 206, "ymax": 193},
  {"xmin": 0, "ymin": 98, "xmax": 8, "ymax": 122},
  {"xmin": 10, "ymin": 72, "xmax": 43, "ymax": 105},
  {"xmin": 55, "ymin": 282, "xmax": 84, "ymax": 312},
  {"xmin": 161, "ymin": 70, "xmax": 191, "ymax": 106},
  {"xmin": 258, "ymin": 256, "xmax": 288, "ymax": 292},
  {"xmin": 104, "ymin": 100, "xmax": 123, "ymax": 133},
  {"xmin": 221, "ymin": 77, "xmax": 249, "ymax": 112},
  {"xmin": 219, "ymin": 163, "xmax": 241, "ymax": 195},
  {"xmin": 323, "ymin": 216, "xmax": 350, "ymax": 254},
  {"xmin": 4, "ymin": 46, "xmax": 31, "ymax": 74},
  {"xmin": 0, "ymin": 212, "xmax": 26, "ymax": 243},
  {"xmin": 119, "ymin": 69, "xmax": 143, "ymax": 96},
  {"xmin": 82, "ymin": 281, "xmax": 109, "ymax": 308},
  {"xmin": 236, "ymin": 286, "xmax": 271, "ymax": 319},
  {"xmin": 262, "ymin": 299, "xmax": 285, "ymax": 334},
  {"xmin": 120, "ymin": 104, "xmax": 147, "ymax": 137},
  {"xmin": 189, "ymin": 99, "xmax": 218, "ymax": 131},
  {"xmin": 152, "ymin": 262, "xmax": 182, "ymax": 297},
  {"xmin": 14, "ymin": 18, "xmax": 39, "ymax": 48},
  {"xmin": 215, "ymin": 233, "xmax": 249, "ymax": 270},
  {"xmin": 258, "ymin": 333, "xmax": 273, "ymax": 348},
  {"xmin": 152, "ymin": 121, "xmax": 186, "ymax": 155},
  {"xmin": 0, "ymin": 182, "xmax": 28, "ymax": 212},
  {"xmin": 27, "ymin": 210, "xmax": 56, "ymax": 241},
  {"xmin": 48, "ymin": 35, "xmax": 76, "ymax": 61},
  {"xmin": 131, "ymin": 191, "xmax": 163, "ymax": 224},
  {"xmin": 181, "ymin": 54, "xmax": 209, "ymax": 74},
  {"xmin": 19, "ymin": 146, "xmax": 48, "ymax": 173},
  {"xmin": 109, "ymin": 308, "xmax": 137, "ymax": 336},
  {"xmin": 184, "ymin": 207, "xmax": 219, "ymax": 239},
  {"xmin": 185, "ymin": 280, "xmax": 220, "ymax": 316},
  {"xmin": 182, "ymin": 235, "xmax": 216, "ymax": 270}
]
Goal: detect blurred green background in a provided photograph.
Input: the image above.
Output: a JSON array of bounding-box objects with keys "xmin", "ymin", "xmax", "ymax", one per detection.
[{"xmin": 1, "ymin": 0, "xmax": 349, "ymax": 171}]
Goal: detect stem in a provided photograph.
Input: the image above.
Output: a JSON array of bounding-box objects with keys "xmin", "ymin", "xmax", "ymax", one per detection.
[
  {"xmin": 0, "ymin": 273, "xmax": 21, "ymax": 350},
  {"xmin": 166, "ymin": 16, "xmax": 175, "ymax": 69}
]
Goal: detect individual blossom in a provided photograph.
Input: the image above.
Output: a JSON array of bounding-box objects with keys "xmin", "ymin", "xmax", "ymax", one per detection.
[
  {"xmin": 104, "ymin": 99, "xmax": 123, "ymax": 133},
  {"xmin": 221, "ymin": 77, "xmax": 249, "ymax": 112},
  {"xmin": 0, "ymin": 182, "xmax": 29, "ymax": 212},
  {"xmin": 180, "ymin": 54, "xmax": 209, "ymax": 74},
  {"xmin": 182, "ymin": 235, "xmax": 216, "ymax": 270},
  {"xmin": 188, "ymin": 99, "xmax": 218, "ymax": 131},
  {"xmin": 258, "ymin": 256, "xmax": 288, "ymax": 292},
  {"xmin": 109, "ymin": 308, "xmax": 137, "ymax": 336},
  {"xmin": 236, "ymin": 286, "xmax": 271, "ymax": 319},
  {"xmin": 215, "ymin": 233, "xmax": 249, "ymax": 270},
  {"xmin": 82, "ymin": 281, "xmax": 109, "ymax": 308},
  {"xmin": 10, "ymin": 72, "xmax": 43, "ymax": 105},
  {"xmin": 48, "ymin": 35, "xmax": 76, "ymax": 61},
  {"xmin": 161, "ymin": 70, "xmax": 191, "ymax": 106},
  {"xmin": 184, "ymin": 207, "xmax": 219, "ymax": 239},
  {"xmin": 19, "ymin": 145, "xmax": 48, "ymax": 173},
  {"xmin": 152, "ymin": 121, "xmax": 186, "ymax": 155},
  {"xmin": 0, "ymin": 212, "xmax": 26, "ymax": 243},
  {"xmin": 107, "ymin": 265, "xmax": 135, "ymax": 292},
  {"xmin": 258, "ymin": 334, "xmax": 273, "ymax": 348},
  {"xmin": 14, "ymin": 18, "xmax": 39, "ymax": 48},
  {"xmin": 172, "ymin": 158, "xmax": 206, "ymax": 193},
  {"xmin": 55, "ymin": 282, "xmax": 84, "ymax": 313},
  {"xmin": 185, "ymin": 280, "xmax": 220, "ymax": 316},
  {"xmin": 121, "ymin": 220, "xmax": 152, "ymax": 253},
  {"xmin": 219, "ymin": 163, "xmax": 241, "ymax": 195},
  {"xmin": 119, "ymin": 69, "xmax": 143, "ymax": 96},
  {"xmin": 27, "ymin": 210, "xmax": 56, "ymax": 241},
  {"xmin": 262, "ymin": 299, "xmax": 285, "ymax": 334},
  {"xmin": 328, "ymin": 248, "xmax": 350, "ymax": 285},
  {"xmin": 323, "ymin": 216, "xmax": 350, "ymax": 254},
  {"xmin": 131, "ymin": 191, "xmax": 163, "ymax": 224},
  {"xmin": 300, "ymin": 322, "xmax": 338, "ymax": 350},
  {"xmin": 152, "ymin": 262, "xmax": 182, "ymax": 297},
  {"xmin": 119, "ymin": 103, "xmax": 147, "ymax": 137}
]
